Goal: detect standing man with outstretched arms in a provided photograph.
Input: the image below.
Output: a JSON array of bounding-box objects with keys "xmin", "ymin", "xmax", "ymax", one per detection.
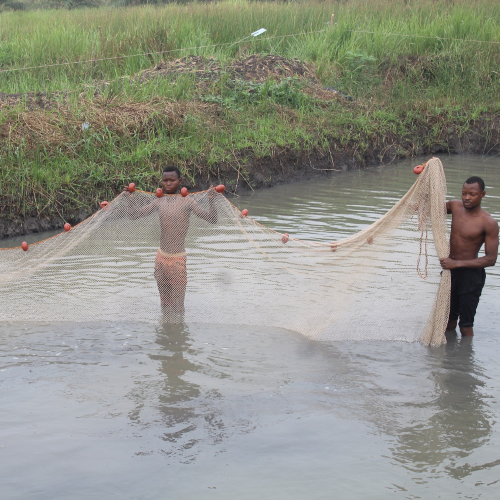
[
  {"xmin": 124, "ymin": 166, "xmax": 218, "ymax": 320},
  {"xmin": 440, "ymin": 176, "xmax": 499, "ymax": 337}
]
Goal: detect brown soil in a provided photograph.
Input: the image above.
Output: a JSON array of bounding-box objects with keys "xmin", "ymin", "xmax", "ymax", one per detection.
[
  {"xmin": 139, "ymin": 54, "xmax": 314, "ymax": 83},
  {"xmin": 0, "ymin": 91, "xmax": 65, "ymax": 111}
]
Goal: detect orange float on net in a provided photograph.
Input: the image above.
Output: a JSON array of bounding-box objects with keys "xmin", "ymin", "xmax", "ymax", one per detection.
[
  {"xmin": 100, "ymin": 201, "xmax": 109, "ymax": 209},
  {"xmin": 215, "ymin": 184, "xmax": 225, "ymax": 193},
  {"xmin": 128, "ymin": 183, "xmax": 136, "ymax": 193},
  {"xmin": 413, "ymin": 164, "xmax": 424, "ymax": 175},
  {"xmin": 21, "ymin": 241, "xmax": 28, "ymax": 251},
  {"xmin": 156, "ymin": 188, "xmax": 164, "ymax": 198},
  {"xmin": 64, "ymin": 223, "xmax": 71, "ymax": 232},
  {"xmin": 282, "ymin": 233, "xmax": 289, "ymax": 244},
  {"xmin": 180, "ymin": 187, "xmax": 188, "ymax": 197},
  {"xmin": 241, "ymin": 209, "xmax": 249, "ymax": 217}
]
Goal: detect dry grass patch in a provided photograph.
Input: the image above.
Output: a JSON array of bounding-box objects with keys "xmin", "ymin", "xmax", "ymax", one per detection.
[{"xmin": 1, "ymin": 99, "xmax": 222, "ymax": 149}]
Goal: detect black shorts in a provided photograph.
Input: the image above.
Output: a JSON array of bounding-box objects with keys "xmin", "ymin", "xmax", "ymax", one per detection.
[{"xmin": 449, "ymin": 268, "xmax": 486, "ymax": 327}]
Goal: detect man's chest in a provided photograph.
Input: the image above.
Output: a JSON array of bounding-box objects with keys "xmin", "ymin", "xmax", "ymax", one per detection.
[
  {"xmin": 158, "ymin": 202, "xmax": 190, "ymax": 226},
  {"xmin": 452, "ymin": 217, "xmax": 485, "ymax": 242}
]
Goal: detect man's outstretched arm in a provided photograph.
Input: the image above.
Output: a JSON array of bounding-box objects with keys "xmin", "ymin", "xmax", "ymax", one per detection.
[
  {"xmin": 190, "ymin": 188, "xmax": 218, "ymax": 224},
  {"xmin": 122, "ymin": 186, "xmax": 157, "ymax": 220}
]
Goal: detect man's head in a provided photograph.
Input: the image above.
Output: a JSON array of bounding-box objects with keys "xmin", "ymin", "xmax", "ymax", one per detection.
[
  {"xmin": 161, "ymin": 166, "xmax": 182, "ymax": 194},
  {"xmin": 462, "ymin": 176, "xmax": 485, "ymax": 210}
]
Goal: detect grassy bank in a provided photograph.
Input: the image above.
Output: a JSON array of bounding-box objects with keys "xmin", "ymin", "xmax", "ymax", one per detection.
[{"xmin": 0, "ymin": 0, "xmax": 499, "ymax": 236}]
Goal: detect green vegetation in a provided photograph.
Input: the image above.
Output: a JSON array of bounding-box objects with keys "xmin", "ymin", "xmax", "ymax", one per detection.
[{"xmin": 0, "ymin": 0, "xmax": 499, "ymax": 231}]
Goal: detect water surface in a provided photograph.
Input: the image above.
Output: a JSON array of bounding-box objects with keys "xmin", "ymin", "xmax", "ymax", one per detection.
[{"xmin": 1, "ymin": 155, "xmax": 499, "ymax": 499}]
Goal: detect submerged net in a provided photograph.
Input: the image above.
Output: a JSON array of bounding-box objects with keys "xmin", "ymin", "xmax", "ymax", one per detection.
[{"xmin": 0, "ymin": 158, "xmax": 450, "ymax": 346}]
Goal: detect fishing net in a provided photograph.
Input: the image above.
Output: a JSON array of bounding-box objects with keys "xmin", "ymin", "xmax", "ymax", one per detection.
[{"xmin": 0, "ymin": 158, "xmax": 450, "ymax": 346}]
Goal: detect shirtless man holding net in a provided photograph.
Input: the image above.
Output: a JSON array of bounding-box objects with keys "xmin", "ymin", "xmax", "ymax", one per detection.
[
  {"xmin": 440, "ymin": 176, "xmax": 499, "ymax": 337},
  {"xmin": 124, "ymin": 166, "xmax": 218, "ymax": 319}
]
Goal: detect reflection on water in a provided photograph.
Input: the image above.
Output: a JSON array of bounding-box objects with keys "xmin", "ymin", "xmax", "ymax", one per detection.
[
  {"xmin": 393, "ymin": 334, "xmax": 492, "ymax": 481},
  {"xmin": 149, "ymin": 323, "xmax": 215, "ymax": 461},
  {"xmin": 1, "ymin": 155, "xmax": 499, "ymax": 499},
  {"xmin": 126, "ymin": 323, "xmax": 201, "ymax": 454}
]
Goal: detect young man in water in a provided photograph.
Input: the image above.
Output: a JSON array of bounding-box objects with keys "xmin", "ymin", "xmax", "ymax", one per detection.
[
  {"xmin": 440, "ymin": 176, "xmax": 499, "ymax": 337},
  {"xmin": 124, "ymin": 166, "xmax": 218, "ymax": 319}
]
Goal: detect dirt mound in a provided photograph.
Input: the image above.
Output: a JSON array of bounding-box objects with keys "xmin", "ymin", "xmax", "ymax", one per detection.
[
  {"xmin": 0, "ymin": 91, "xmax": 66, "ymax": 111},
  {"xmin": 137, "ymin": 54, "xmax": 346, "ymax": 102},
  {"xmin": 138, "ymin": 54, "xmax": 316, "ymax": 84},
  {"xmin": 230, "ymin": 54, "xmax": 315, "ymax": 82},
  {"xmin": 0, "ymin": 54, "xmax": 346, "ymax": 110},
  {"xmin": 139, "ymin": 55, "xmax": 223, "ymax": 83}
]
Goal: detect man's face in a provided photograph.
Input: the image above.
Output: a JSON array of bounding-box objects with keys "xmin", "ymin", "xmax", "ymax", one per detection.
[
  {"xmin": 462, "ymin": 182, "xmax": 485, "ymax": 210},
  {"xmin": 161, "ymin": 171, "xmax": 182, "ymax": 194}
]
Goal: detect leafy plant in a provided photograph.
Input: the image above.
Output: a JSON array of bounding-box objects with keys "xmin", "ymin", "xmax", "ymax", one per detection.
[
  {"xmin": 201, "ymin": 77, "xmax": 316, "ymax": 111},
  {"xmin": 343, "ymin": 51, "xmax": 377, "ymax": 73}
]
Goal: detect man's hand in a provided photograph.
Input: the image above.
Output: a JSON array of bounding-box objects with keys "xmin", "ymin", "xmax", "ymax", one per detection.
[{"xmin": 440, "ymin": 257, "xmax": 458, "ymax": 270}]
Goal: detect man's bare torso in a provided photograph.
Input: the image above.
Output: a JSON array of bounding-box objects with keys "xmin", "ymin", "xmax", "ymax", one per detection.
[
  {"xmin": 448, "ymin": 200, "xmax": 491, "ymax": 260},
  {"xmin": 158, "ymin": 197, "xmax": 192, "ymax": 254}
]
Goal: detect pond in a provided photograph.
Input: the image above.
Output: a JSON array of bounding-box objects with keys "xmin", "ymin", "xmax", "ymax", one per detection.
[{"xmin": 1, "ymin": 155, "xmax": 499, "ymax": 499}]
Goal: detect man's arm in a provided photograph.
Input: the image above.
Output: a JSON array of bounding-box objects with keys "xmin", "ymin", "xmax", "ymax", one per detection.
[
  {"xmin": 483, "ymin": 218, "xmax": 500, "ymax": 267},
  {"xmin": 189, "ymin": 188, "xmax": 218, "ymax": 224},
  {"xmin": 122, "ymin": 187, "xmax": 157, "ymax": 219}
]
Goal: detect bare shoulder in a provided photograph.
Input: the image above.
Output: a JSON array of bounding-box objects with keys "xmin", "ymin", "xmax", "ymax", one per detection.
[
  {"xmin": 447, "ymin": 199, "xmax": 462, "ymax": 214},
  {"xmin": 448, "ymin": 199, "xmax": 462, "ymax": 209}
]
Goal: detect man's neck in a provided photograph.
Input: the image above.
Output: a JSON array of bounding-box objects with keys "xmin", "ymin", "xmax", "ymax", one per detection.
[{"xmin": 463, "ymin": 204, "xmax": 482, "ymax": 215}]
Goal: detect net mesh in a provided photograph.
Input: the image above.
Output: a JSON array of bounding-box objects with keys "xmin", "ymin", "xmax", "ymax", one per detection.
[{"xmin": 0, "ymin": 158, "xmax": 450, "ymax": 346}]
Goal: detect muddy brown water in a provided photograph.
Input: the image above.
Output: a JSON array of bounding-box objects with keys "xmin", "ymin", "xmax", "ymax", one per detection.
[{"xmin": 1, "ymin": 155, "xmax": 499, "ymax": 499}]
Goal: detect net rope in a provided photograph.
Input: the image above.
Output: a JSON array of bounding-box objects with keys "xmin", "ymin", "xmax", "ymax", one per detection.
[{"xmin": 0, "ymin": 158, "xmax": 450, "ymax": 346}]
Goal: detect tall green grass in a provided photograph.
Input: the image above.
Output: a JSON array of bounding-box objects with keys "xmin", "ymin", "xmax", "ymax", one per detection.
[{"xmin": 1, "ymin": 0, "xmax": 498, "ymax": 98}]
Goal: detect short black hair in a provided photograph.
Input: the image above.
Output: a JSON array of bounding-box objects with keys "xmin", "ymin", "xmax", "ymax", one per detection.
[
  {"xmin": 163, "ymin": 166, "xmax": 181, "ymax": 179},
  {"xmin": 464, "ymin": 176, "xmax": 485, "ymax": 191}
]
